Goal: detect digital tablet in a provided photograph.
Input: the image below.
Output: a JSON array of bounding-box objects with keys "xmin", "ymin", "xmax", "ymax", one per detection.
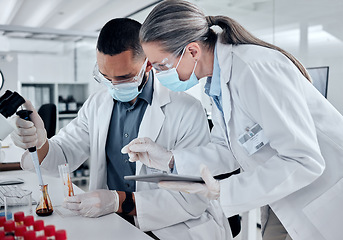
[{"xmin": 124, "ymin": 173, "xmax": 204, "ymax": 183}]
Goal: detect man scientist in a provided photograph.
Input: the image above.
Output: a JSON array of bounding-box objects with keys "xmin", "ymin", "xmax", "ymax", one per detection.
[{"xmin": 10, "ymin": 18, "xmax": 232, "ymax": 240}]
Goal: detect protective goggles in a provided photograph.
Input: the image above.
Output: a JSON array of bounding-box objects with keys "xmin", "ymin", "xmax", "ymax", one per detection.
[
  {"xmin": 151, "ymin": 48, "xmax": 186, "ymax": 72},
  {"xmin": 93, "ymin": 58, "xmax": 148, "ymax": 90}
]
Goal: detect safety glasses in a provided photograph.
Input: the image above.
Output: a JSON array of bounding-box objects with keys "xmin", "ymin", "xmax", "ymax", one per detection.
[
  {"xmin": 151, "ymin": 48, "xmax": 186, "ymax": 72},
  {"xmin": 93, "ymin": 58, "xmax": 148, "ymax": 90}
]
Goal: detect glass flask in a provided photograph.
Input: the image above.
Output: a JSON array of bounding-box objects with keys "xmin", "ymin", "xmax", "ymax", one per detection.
[{"xmin": 35, "ymin": 184, "xmax": 53, "ymax": 216}]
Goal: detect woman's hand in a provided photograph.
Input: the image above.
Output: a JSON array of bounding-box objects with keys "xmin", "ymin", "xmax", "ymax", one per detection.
[{"xmin": 121, "ymin": 137, "xmax": 173, "ymax": 172}]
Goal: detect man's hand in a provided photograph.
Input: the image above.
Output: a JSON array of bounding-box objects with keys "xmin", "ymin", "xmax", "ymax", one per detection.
[
  {"xmin": 62, "ymin": 189, "xmax": 119, "ymax": 218},
  {"xmin": 121, "ymin": 137, "xmax": 173, "ymax": 172},
  {"xmin": 159, "ymin": 165, "xmax": 220, "ymax": 200},
  {"xmin": 10, "ymin": 100, "xmax": 47, "ymax": 149}
]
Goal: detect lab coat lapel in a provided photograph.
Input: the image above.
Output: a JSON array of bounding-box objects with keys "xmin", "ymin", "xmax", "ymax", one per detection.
[
  {"xmin": 217, "ymin": 41, "xmax": 234, "ymax": 135},
  {"xmin": 95, "ymin": 92, "xmax": 114, "ymax": 188},
  {"xmin": 136, "ymin": 76, "xmax": 170, "ymax": 175}
]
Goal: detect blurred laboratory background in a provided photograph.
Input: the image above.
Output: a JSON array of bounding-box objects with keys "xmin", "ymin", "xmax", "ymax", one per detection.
[{"xmin": 0, "ymin": 1, "xmax": 342, "ymax": 238}]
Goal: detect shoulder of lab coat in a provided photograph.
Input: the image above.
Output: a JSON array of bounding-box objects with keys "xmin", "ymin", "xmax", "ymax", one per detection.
[
  {"xmin": 21, "ymin": 87, "xmax": 112, "ymax": 177},
  {"xmin": 215, "ymin": 42, "xmax": 325, "ymax": 217}
]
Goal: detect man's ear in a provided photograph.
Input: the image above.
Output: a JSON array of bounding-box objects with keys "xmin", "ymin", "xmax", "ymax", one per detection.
[
  {"xmin": 187, "ymin": 42, "xmax": 201, "ymax": 62},
  {"xmin": 146, "ymin": 60, "xmax": 153, "ymax": 72}
]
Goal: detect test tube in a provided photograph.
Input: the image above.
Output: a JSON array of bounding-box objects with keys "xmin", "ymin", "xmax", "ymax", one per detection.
[{"xmin": 58, "ymin": 164, "xmax": 74, "ymax": 197}]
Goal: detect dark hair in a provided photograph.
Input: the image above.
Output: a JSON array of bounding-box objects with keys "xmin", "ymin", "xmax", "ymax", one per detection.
[
  {"xmin": 140, "ymin": 0, "xmax": 311, "ymax": 82},
  {"xmin": 97, "ymin": 18, "xmax": 145, "ymax": 60}
]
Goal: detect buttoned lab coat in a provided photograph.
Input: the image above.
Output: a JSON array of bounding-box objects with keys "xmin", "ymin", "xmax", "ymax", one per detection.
[
  {"xmin": 173, "ymin": 40, "xmax": 343, "ymax": 240},
  {"xmin": 21, "ymin": 78, "xmax": 232, "ymax": 240}
]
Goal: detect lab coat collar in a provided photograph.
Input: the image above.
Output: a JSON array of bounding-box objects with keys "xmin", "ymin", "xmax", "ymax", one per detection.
[
  {"xmin": 136, "ymin": 71, "xmax": 171, "ymax": 174},
  {"xmin": 216, "ymin": 40, "xmax": 233, "ymax": 84},
  {"xmin": 216, "ymin": 39, "xmax": 234, "ymax": 136},
  {"xmin": 137, "ymin": 71, "xmax": 170, "ymax": 141},
  {"xmin": 96, "ymin": 89, "xmax": 115, "ymax": 188}
]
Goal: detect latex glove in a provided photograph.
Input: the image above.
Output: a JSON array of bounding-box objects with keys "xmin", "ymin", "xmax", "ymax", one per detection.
[
  {"xmin": 62, "ymin": 189, "xmax": 119, "ymax": 218},
  {"xmin": 121, "ymin": 137, "xmax": 173, "ymax": 172},
  {"xmin": 10, "ymin": 100, "xmax": 47, "ymax": 149},
  {"xmin": 159, "ymin": 164, "xmax": 220, "ymax": 200}
]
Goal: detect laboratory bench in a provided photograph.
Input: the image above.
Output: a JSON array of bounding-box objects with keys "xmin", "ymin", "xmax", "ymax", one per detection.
[{"xmin": 0, "ymin": 170, "xmax": 152, "ymax": 240}]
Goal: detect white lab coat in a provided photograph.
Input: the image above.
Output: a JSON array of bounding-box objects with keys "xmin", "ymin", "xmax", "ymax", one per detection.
[
  {"xmin": 21, "ymin": 77, "xmax": 232, "ymax": 240},
  {"xmin": 173, "ymin": 40, "xmax": 343, "ymax": 240}
]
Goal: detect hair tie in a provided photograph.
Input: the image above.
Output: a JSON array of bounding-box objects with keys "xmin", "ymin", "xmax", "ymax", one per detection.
[{"xmin": 206, "ymin": 16, "xmax": 214, "ymax": 27}]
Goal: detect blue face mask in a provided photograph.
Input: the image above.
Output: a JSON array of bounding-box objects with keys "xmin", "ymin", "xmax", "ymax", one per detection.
[
  {"xmin": 156, "ymin": 49, "xmax": 199, "ymax": 92},
  {"xmin": 106, "ymin": 84, "xmax": 142, "ymax": 102},
  {"xmin": 100, "ymin": 59, "xmax": 148, "ymax": 102}
]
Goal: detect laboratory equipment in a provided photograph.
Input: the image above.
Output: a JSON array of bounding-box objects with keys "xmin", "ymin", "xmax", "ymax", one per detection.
[
  {"xmin": 15, "ymin": 110, "xmax": 53, "ymax": 217},
  {"xmin": 4, "ymin": 220, "xmax": 15, "ymax": 236},
  {"xmin": 33, "ymin": 220, "xmax": 44, "ymax": 237},
  {"xmin": 23, "ymin": 216, "xmax": 34, "ymax": 231},
  {"xmin": 0, "ymin": 216, "xmax": 5, "ymax": 231},
  {"xmin": 58, "ymin": 164, "xmax": 74, "ymax": 197},
  {"xmin": 4, "ymin": 189, "xmax": 32, "ymax": 220},
  {"xmin": 13, "ymin": 211, "xmax": 24, "ymax": 226},
  {"xmin": 35, "ymin": 185, "xmax": 53, "ymax": 217},
  {"xmin": 0, "ymin": 90, "xmax": 25, "ymax": 141},
  {"xmin": 0, "ymin": 185, "xmax": 36, "ymax": 208},
  {"xmin": 15, "ymin": 225, "xmax": 26, "ymax": 240},
  {"xmin": 44, "ymin": 225, "xmax": 55, "ymax": 240},
  {"xmin": 0, "ymin": 90, "xmax": 53, "ymax": 217},
  {"xmin": 55, "ymin": 230, "xmax": 67, "ymax": 240}
]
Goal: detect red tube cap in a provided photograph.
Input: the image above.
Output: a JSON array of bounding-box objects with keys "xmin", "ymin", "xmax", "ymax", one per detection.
[
  {"xmin": 14, "ymin": 212, "xmax": 25, "ymax": 222},
  {"xmin": 36, "ymin": 236, "xmax": 47, "ymax": 240},
  {"xmin": 24, "ymin": 215, "xmax": 34, "ymax": 226},
  {"xmin": 24, "ymin": 230, "xmax": 36, "ymax": 240},
  {"xmin": 44, "ymin": 225, "xmax": 55, "ymax": 237},
  {"xmin": 3, "ymin": 236, "xmax": 15, "ymax": 240},
  {"xmin": 55, "ymin": 229, "xmax": 67, "ymax": 240},
  {"xmin": 0, "ymin": 216, "xmax": 6, "ymax": 226},
  {"xmin": 15, "ymin": 225, "xmax": 27, "ymax": 236},
  {"xmin": 33, "ymin": 220, "xmax": 44, "ymax": 231},
  {"xmin": 4, "ymin": 220, "xmax": 15, "ymax": 232}
]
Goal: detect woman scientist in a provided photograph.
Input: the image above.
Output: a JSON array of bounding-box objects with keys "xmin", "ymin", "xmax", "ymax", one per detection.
[{"xmin": 122, "ymin": 0, "xmax": 343, "ymax": 239}]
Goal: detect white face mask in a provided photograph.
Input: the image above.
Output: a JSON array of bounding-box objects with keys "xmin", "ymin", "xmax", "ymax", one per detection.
[{"xmin": 155, "ymin": 47, "xmax": 199, "ymax": 92}]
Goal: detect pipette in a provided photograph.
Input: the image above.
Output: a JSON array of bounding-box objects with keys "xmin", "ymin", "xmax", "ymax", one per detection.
[
  {"xmin": 16, "ymin": 110, "xmax": 53, "ymax": 216},
  {"xmin": 16, "ymin": 110, "xmax": 44, "ymax": 185}
]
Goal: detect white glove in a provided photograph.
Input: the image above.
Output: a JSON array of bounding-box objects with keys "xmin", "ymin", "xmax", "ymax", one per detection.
[
  {"xmin": 10, "ymin": 100, "xmax": 47, "ymax": 150},
  {"xmin": 62, "ymin": 190, "xmax": 119, "ymax": 218},
  {"xmin": 121, "ymin": 137, "xmax": 173, "ymax": 172},
  {"xmin": 159, "ymin": 164, "xmax": 220, "ymax": 200}
]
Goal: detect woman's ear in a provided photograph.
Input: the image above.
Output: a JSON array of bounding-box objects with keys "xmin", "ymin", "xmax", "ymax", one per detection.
[
  {"xmin": 187, "ymin": 42, "xmax": 202, "ymax": 62},
  {"xmin": 146, "ymin": 60, "xmax": 153, "ymax": 72}
]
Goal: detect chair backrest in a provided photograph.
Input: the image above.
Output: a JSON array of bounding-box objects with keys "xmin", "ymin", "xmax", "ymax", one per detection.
[{"xmin": 38, "ymin": 103, "xmax": 57, "ymax": 138}]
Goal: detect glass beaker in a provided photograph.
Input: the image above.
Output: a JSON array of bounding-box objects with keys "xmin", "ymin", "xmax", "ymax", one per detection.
[
  {"xmin": 35, "ymin": 184, "xmax": 53, "ymax": 216},
  {"xmin": 4, "ymin": 189, "xmax": 32, "ymax": 220}
]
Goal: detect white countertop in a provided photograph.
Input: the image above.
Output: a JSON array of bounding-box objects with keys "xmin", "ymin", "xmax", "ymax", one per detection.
[{"xmin": 1, "ymin": 170, "xmax": 152, "ymax": 240}]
